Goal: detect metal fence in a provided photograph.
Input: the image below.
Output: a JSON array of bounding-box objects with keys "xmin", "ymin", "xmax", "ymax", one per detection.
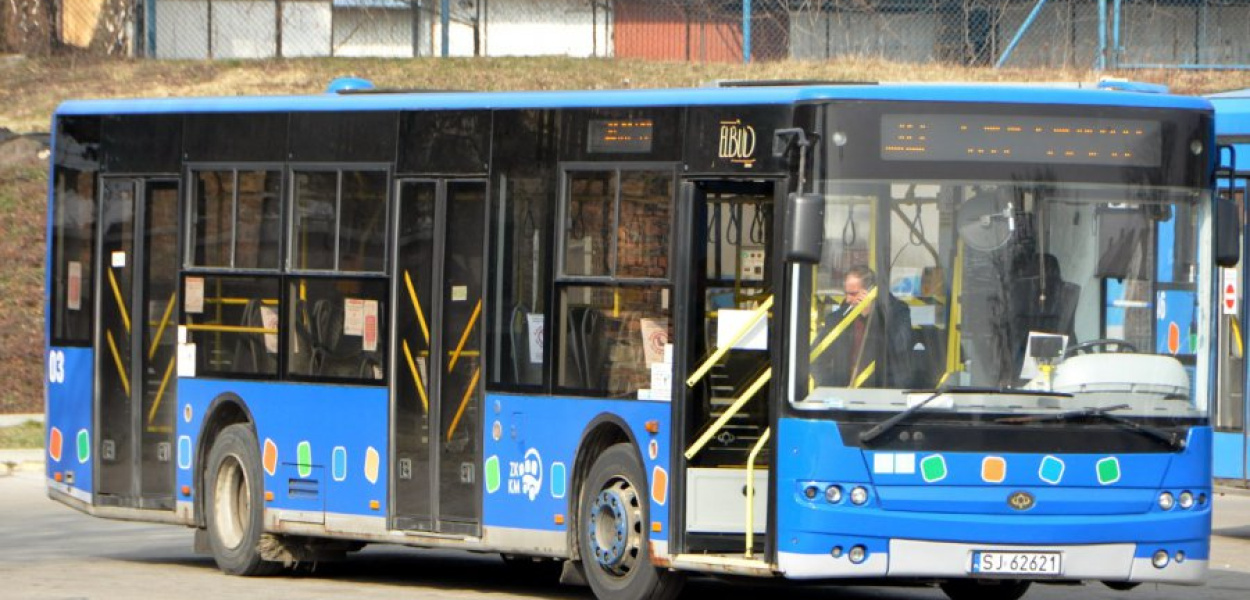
[{"xmin": 2, "ymin": 0, "xmax": 1248, "ymax": 68}]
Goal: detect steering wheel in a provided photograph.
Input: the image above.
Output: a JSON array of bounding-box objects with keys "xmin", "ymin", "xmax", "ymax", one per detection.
[{"xmin": 1063, "ymin": 338, "xmax": 1138, "ymax": 359}]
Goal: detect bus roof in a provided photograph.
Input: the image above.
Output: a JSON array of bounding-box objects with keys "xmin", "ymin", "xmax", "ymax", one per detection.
[
  {"xmin": 55, "ymin": 83, "xmax": 1212, "ymax": 117},
  {"xmin": 1208, "ymin": 89, "xmax": 1250, "ymax": 136}
]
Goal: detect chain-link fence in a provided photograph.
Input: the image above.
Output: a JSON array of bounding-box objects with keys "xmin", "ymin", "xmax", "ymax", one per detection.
[{"xmin": 3, "ymin": 0, "xmax": 1248, "ymax": 68}]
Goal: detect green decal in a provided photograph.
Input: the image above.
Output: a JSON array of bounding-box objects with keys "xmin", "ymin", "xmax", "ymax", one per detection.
[
  {"xmin": 76, "ymin": 429, "xmax": 90, "ymax": 464},
  {"xmin": 485, "ymin": 455, "xmax": 501, "ymax": 493},
  {"xmin": 921, "ymin": 455, "xmax": 947, "ymax": 483},
  {"xmin": 1096, "ymin": 457, "xmax": 1121, "ymax": 485},
  {"xmin": 297, "ymin": 441, "xmax": 312, "ymax": 478}
]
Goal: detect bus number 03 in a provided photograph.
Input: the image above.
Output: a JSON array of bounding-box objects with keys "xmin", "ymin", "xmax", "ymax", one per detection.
[{"xmin": 48, "ymin": 350, "xmax": 66, "ymax": 384}]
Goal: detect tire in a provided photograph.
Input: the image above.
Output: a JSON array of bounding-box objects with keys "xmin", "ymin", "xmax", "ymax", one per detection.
[
  {"xmin": 578, "ymin": 443, "xmax": 684, "ymax": 600},
  {"xmin": 204, "ymin": 423, "xmax": 281, "ymax": 576},
  {"xmin": 940, "ymin": 579, "xmax": 1032, "ymax": 600}
]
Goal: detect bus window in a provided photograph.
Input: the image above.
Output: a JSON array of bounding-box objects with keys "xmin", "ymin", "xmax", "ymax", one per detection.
[
  {"xmin": 288, "ymin": 277, "xmax": 388, "ymax": 382},
  {"xmin": 182, "ymin": 275, "xmax": 280, "ymax": 376},
  {"xmin": 556, "ymin": 167, "xmax": 675, "ymax": 397},
  {"xmin": 190, "ymin": 170, "xmax": 281, "ymax": 270},
  {"xmin": 51, "ymin": 168, "xmax": 96, "ymax": 345},
  {"xmin": 291, "ymin": 169, "xmax": 388, "ymax": 273}
]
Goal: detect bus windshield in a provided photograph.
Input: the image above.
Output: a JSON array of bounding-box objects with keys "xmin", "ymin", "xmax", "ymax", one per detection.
[{"xmin": 793, "ymin": 179, "xmax": 1212, "ymax": 421}]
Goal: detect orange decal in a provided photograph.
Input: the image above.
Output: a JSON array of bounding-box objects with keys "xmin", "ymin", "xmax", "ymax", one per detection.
[
  {"xmin": 48, "ymin": 427, "xmax": 63, "ymax": 462},
  {"xmin": 1167, "ymin": 322, "xmax": 1180, "ymax": 355},
  {"xmin": 651, "ymin": 466, "xmax": 668, "ymax": 506},
  {"xmin": 982, "ymin": 456, "xmax": 1007, "ymax": 483},
  {"xmin": 262, "ymin": 438, "xmax": 278, "ymax": 476}
]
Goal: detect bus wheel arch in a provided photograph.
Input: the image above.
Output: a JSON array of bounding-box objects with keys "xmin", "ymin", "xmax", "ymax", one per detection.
[{"xmin": 194, "ymin": 393, "xmax": 255, "ymax": 529}]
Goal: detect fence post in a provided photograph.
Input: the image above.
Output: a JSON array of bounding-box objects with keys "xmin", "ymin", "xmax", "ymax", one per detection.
[
  {"xmin": 742, "ymin": 0, "xmax": 751, "ymax": 63},
  {"xmin": 441, "ymin": 0, "xmax": 450, "ymax": 56},
  {"xmin": 1112, "ymin": 0, "xmax": 1121, "ymax": 69},
  {"xmin": 1097, "ymin": 0, "xmax": 1106, "ymax": 70}
]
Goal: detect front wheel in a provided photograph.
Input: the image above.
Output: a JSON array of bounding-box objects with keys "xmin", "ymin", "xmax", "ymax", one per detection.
[
  {"xmin": 578, "ymin": 443, "xmax": 684, "ymax": 600},
  {"xmin": 940, "ymin": 579, "xmax": 1032, "ymax": 600},
  {"xmin": 204, "ymin": 423, "xmax": 281, "ymax": 576}
]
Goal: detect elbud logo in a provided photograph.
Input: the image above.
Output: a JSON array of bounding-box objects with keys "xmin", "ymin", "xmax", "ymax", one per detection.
[{"xmin": 718, "ymin": 120, "xmax": 757, "ymax": 168}]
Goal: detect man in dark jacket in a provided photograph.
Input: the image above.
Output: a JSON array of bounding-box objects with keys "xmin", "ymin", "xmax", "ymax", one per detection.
[{"xmin": 813, "ymin": 265, "xmax": 916, "ymax": 389}]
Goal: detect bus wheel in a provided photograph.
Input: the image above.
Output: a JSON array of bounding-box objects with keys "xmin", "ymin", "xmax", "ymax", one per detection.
[
  {"xmin": 578, "ymin": 443, "xmax": 684, "ymax": 600},
  {"xmin": 940, "ymin": 579, "xmax": 1031, "ymax": 600},
  {"xmin": 205, "ymin": 424, "xmax": 281, "ymax": 576}
]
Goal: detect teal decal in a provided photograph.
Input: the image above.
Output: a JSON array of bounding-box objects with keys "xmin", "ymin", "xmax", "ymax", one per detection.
[
  {"xmin": 332, "ymin": 446, "xmax": 347, "ymax": 482},
  {"xmin": 76, "ymin": 429, "xmax": 90, "ymax": 464},
  {"xmin": 551, "ymin": 462, "xmax": 567, "ymax": 499},
  {"xmin": 920, "ymin": 454, "xmax": 947, "ymax": 483},
  {"xmin": 1096, "ymin": 457, "xmax": 1121, "ymax": 485},
  {"xmin": 1038, "ymin": 455, "xmax": 1064, "ymax": 485}
]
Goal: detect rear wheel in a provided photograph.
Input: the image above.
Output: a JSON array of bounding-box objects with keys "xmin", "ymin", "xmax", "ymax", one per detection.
[
  {"xmin": 205, "ymin": 423, "xmax": 281, "ymax": 576},
  {"xmin": 940, "ymin": 579, "xmax": 1032, "ymax": 600},
  {"xmin": 578, "ymin": 443, "xmax": 684, "ymax": 600}
]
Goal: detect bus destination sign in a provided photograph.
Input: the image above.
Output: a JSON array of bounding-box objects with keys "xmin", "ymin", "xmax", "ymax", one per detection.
[
  {"xmin": 880, "ymin": 114, "xmax": 1161, "ymax": 167},
  {"xmin": 587, "ymin": 118, "xmax": 654, "ymax": 154}
]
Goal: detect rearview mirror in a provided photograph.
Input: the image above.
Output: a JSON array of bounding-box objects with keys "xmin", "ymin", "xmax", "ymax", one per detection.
[
  {"xmin": 1216, "ymin": 196, "xmax": 1240, "ymax": 268},
  {"xmin": 784, "ymin": 193, "xmax": 824, "ymax": 263}
]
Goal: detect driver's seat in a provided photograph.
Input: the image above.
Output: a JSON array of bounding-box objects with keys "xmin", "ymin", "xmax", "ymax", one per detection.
[{"xmin": 1010, "ymin": 253, "xmax": 1080, "ymax": 361}]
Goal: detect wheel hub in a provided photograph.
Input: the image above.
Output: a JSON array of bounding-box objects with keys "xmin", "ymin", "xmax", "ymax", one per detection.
[{"xmin": 587, "ymin": 480, "xmax": 640, "ymax": 576}]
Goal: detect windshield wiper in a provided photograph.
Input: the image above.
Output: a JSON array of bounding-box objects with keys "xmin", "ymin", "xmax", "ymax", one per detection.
[
  {"xmin": 996, "ymin": 404, "xmax": 1186, "ymax": 451},
  {"xmin": 858, "ymin": 386, "xmax": 1072, "ymax": 445}
]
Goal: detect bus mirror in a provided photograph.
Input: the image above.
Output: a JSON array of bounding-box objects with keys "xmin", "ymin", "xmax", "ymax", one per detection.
[
  {"xmin": 1216, "ymin": 196, "xmax": 1239, "ymax": 268},
  {"xmin": 785, "ymin": 193, "xmax": 824, "ymax": 264}
]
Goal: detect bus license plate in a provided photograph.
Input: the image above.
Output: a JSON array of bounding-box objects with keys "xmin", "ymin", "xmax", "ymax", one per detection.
[{"xmin": 971, "ymin": 551, "xmax": 1062, "ymax": 576}]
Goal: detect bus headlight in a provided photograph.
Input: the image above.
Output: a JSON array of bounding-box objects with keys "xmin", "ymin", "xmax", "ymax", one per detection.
[
  {"xmin": 824, "ymin": 485, "xmax": 843, "ymax": 504},
  {"xmin": 1157, "ymin": 492, "xmax": 1175, "ymax": 511},
  {"xmin": 1178, "ymin": 491, "xmax": 1194, "ymax": 509},
  {"xmin": 850, "ymin": 486, "xmax": 869, "ymax": 506}
]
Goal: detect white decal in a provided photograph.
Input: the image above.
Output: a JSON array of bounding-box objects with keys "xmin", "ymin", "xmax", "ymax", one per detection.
[{"xmin": 508, "ymin": 448, "xmax": 544, "ymax": 501}]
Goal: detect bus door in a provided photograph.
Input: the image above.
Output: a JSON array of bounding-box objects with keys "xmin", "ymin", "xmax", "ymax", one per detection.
[
  {"xmin": 392, "ymin": 178, "xmax": 486, "ymax": 534},
  {"xmin": 672, "ymin": 179, "xmax": 779, "ymax": 556},
  {"xmin": 1216, "ymin": 173, "xmax": 1248, "ymax": 486},
  {"xmin": 95, "ymin": 177, "xmax": 180, "ymax": 509}
]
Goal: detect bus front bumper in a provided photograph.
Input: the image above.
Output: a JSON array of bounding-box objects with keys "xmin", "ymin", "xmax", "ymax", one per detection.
[{"xmin": 777, "ymin": 538, "xmax": 1207, "ymax": 584}]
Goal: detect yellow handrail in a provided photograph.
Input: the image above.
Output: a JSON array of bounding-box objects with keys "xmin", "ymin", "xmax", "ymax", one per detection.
[
  {"xmin": 851, "ymin": 361, "xmax": 877, "ymax": 389},
  {"xmin": 182, "ymin": 324, "xmax": 277, "ymax": 334},
  {"xmin": 1231, "ymin": 316, "xmax": 1244, "ymax": 359},
  {"xmin": 404, "ymin": 270, "xmax": 431, "ymax": 344},
  {"xmin": 107, "ymin": 268, "xmax": 131, "ymax": 334},
  {"xmin": 202, "ymin": 297, "xmax": 279, "ymax": 306},
  {"xmin": 106, "ymin": 329, "xmax": 130, "ymax": 396},
  {"xmin": 446, "ymin": 366, "xmax": 481, "ymax": 443},
  {"xmin": 685, "ymin": 368, "xmax": 771, "ymax": 460},
  {"xmin": 744, "ymin": 427, "xmax": 771, "ymax": 559},
  {"xmin": 941, "ymin": 240, "xmax": 965, "ymax": 381},
  {"xmin": 147, "ymin": 292, "xmax": 177, "ymax": 360},
  {"xmin": 686, "ymin": 295, "xmax": 774, "ymax": 388},
  {"xmin": 448, "ymin": 299, "xmax": 482, "ymax": 372},
  {"xmin": 401, "ymin": 339, "xmax": 430, "ymax": 414},
  {"xmin": 809, "ymin": 286, "xmax": 878, "ymax": 362},
  {"xmin": 146, "ymin": 357, "xmax": 176, "ymax": 426}
]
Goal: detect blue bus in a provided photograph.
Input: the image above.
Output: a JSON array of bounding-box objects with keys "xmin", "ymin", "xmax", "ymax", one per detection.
[
  {"xmin": 44, "ymin": 79, "xmax": 1234, "ymax": 600},
  {"xmin": 1209, "ymin": 88, "xmax": 1250, "ymax": 488}
]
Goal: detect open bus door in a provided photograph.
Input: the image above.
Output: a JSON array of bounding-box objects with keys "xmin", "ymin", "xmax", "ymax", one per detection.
[
  {"xmin": 95, "ymin": 177, "xmax": 180, "ymax": 509},
  {"xmin": 670, "ymin": 178, "xmax": 782, "ymax": 566},
  {"xmin": 1216, "ymin": 170, "xmax": 1249, "ymax": 487}
]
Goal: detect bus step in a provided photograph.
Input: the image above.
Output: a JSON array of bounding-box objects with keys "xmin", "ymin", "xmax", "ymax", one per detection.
[{"xmin": 669, "ymin": 553, "xmax": 775, "ymax": 577}]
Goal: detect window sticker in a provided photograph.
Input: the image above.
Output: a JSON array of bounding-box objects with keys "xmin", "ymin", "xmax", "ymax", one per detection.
[
  {"xmin": 111, "ymin": 251, "xmax": 126, "ymax": 268},
  {"xmin": 526, "ymin": 313, "xmax": 544, "ymax": 364},
  {"xmin": 67, "ymin": 261, "xmax": 82, "ymax": 311},
  {"xmin": 260, "ymin": 306, "xmax": 279, "ymax": 353},
  {"xmin": 344, "ymin": 298, "xmax": 365, "ymax": 336},
  {"xmin": 184, "ymin": 277, "xmax": 204, "ymax": 314},
  {"xmin": 177, "ymin": 343, "xmax": 197, "ymax": 377},
  {"xmin": 452, "ymin": 285, "xmax": 468, "ymax": 302},
  {"xmin": 363, "ymin": 300, "xmax": 379, "ymax": 352}
]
